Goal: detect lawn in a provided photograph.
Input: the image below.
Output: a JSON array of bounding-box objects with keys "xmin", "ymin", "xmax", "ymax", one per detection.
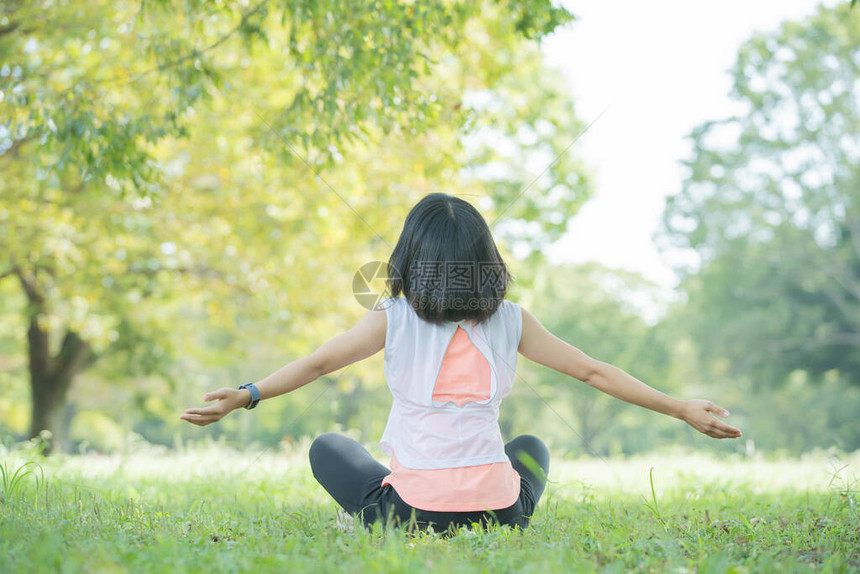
[{"xmin": 1, "ymin": 441, "xmax": 858, "ymax": 573}]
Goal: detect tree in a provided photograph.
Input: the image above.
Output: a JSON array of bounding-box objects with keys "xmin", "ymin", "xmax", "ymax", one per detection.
[
  {"xmin": 661, "ymin": 4, "xmax": 860, "ymax": 386},
  {"xmin": 0, "ymin": 1, "xmax": 590, "ymax": 452}
]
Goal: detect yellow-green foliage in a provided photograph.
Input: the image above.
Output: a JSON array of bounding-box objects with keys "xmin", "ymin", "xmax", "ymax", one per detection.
[{"xmin": 0, "ymin": 0, "xmax": 589, "ymax": 451}]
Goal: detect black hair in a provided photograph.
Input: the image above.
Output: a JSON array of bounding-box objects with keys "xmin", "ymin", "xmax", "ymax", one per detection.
[{"xmin": 387, "ymin": 193, "xmax": 511, "ymax": 324}]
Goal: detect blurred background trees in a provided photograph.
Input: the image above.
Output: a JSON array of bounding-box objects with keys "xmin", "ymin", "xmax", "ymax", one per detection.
[
  {"xmin": 660, "ymin": 4, "xmax": 860, "ymax": 453},
  {"xmin": 0, "ymin": 0, "xmax": 587, "ymax": 453},
  {"xmin": 1, "ymin": 1, "xmax": 857, "ymax": 455}
]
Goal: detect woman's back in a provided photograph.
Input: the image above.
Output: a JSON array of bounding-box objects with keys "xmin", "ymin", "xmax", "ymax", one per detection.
[
  {"xmin": 380, "ymin": 297, "xmax": 521, "ymax": 466},
  {"xmin": 379, "ymin": 297, "xmax": 523, "ymax": 511}
]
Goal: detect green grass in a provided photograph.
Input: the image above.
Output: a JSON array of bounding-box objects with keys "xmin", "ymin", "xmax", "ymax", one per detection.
[{"xmin": 1, "ymin": 442, "xmax": 858, "ymax": 573}]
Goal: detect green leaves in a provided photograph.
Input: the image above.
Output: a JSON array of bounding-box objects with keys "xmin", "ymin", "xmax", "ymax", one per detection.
[
  {"xmin": 509, "ymin": 0, "xmax": 575, "ymax": 40},
  {"xmin": 661, "ymin": 4, "xmax": 860, "ymax": 387},
  {"xmin": 0, "ymin": 0, "xmax": 591, "ymax": 450}
]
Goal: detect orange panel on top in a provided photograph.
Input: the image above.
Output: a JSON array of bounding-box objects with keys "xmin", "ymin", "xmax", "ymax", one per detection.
[{"xmin": 432, "ymin": 326, "xmax": 491, "ymax": 407}]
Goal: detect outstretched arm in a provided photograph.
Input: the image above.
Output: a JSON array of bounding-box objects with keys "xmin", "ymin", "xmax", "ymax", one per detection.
[
  {"xmin": 517, "ymin": 307, "xmax": 741, "ymax": 439},
  {"xmin": 180, "ymin": 308, "xmax": 387, "ymax": 427}
]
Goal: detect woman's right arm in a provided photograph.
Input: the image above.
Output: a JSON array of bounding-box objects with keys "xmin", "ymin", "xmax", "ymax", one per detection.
[
  {"xmin": 180, "ymin": 308, "xmax": 387, "ymax": 426},
  {"xmin": 517, "ymin": 307, "xmax": 741, "ymax": 440}
]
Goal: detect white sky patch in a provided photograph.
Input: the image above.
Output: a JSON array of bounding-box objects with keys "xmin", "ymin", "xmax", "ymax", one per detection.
[{"xmin": 539, "ymin": 0, "xmax": 839, "ymax": 300}]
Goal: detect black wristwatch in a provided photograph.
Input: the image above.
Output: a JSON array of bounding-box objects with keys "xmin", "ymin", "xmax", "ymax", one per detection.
[{"xmin": 238, "ymin": 383, "xmax": 260, "ymax": 410}]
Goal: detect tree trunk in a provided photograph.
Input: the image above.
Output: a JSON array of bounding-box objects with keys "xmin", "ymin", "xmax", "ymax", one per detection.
[
  {"xmin": 28, "ymin": 372, "xmax": 72, "ymax": 454},
  {"xmin": 15, "ymin": 268, "xmax": 95, "ymax": 454},
  {"xmin": 26, "ymin": 316, "xmax": 93, "ymax": 455}
]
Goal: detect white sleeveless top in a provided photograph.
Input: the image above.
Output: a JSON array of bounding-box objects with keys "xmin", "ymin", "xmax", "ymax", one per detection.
[{"xmin": 379, "ymin": 297, "xmax": 522, "ymax": 470}]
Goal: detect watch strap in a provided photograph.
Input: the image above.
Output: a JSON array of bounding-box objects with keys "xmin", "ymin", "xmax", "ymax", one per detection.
[{"xmin": 238, "ymin": 383, "xmax": 260, "ymax": 410}]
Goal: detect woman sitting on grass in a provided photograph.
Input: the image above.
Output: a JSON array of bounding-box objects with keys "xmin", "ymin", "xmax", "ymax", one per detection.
[{"xmin": 180, "ymin": 193, "xmax": 741, "ymax": 532}]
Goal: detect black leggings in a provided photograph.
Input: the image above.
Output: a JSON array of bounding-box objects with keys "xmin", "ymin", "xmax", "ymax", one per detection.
[{"xmin": 308, "ymin": 433, "xmax": 549, "ymax": 531}]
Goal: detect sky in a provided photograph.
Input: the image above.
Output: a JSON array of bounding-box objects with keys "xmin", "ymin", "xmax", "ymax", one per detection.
[{"xmin": 540, "ymin": 0, "xmax": 838, "ymax": 293}]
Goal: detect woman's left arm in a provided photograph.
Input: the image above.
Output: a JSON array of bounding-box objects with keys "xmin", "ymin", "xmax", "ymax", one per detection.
[
  {"xmin": 518, "ymin": 307, "xmax": 741, "ymax": 439},
  {"xmin": 181, "ymin": 308, "xmax": 387, "ymax": 426}
]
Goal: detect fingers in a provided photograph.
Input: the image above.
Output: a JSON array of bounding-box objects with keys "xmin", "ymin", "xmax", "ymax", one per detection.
[
  {"xmin": 686, "ymin": 401, "xmax": 742, "ymax": 439},
  {"xmin": 179, "ymin": 413, "xmax": 210, "ymax": 427},
  {"xmin": 179, "ymin": 387, "xmax": 235, "ymax": 427},
  {"xmin": 706, "ymin": 402, "xmax": 731, "ymax": 418},
  {"xmin": 687, "ymin": 400, "xmax": 740, "ymax": 439},
  {"xmin": 709, "ymin": 425, "xmax": 742, "ymax": 439},
  {"xmin": 180, "ymin": 410, "xmax": 222, "ymax": 426},
  {"xmin": 707, "ymin": 403, "xmax": 741, "ymax": 438},
  {"xmin": 703, "ymin": 419, "xmax": 742, "ymax": 439},
  {"xmin": 181, "ymin": 388, "xmax": 232, "ymax": 425},
  {"xmin": 180, "ymin": 403, "xmax": 225, "ymax": 426},
  {"xmin": 203, "ymin": 388, "xmax": 230, "ymax": 402}
]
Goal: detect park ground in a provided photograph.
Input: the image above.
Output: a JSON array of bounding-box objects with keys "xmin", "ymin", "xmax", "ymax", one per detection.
[{"xmin": 1, "ymin": 441, "xmax": 858, "ymax": 573}]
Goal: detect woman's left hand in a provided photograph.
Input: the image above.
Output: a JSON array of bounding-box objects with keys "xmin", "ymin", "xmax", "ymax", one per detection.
[
  {"xmin": 180, "ymin": 387, "xmax": 248, "ymax": 427},
  {"xmin": 680, "ymin": 399, "xmax": 742, "ymax": 439}
]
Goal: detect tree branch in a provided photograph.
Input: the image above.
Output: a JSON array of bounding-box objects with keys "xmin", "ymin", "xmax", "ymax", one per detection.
[
  {"xmin": 805, "ymin": 241, "xmax": 860, "ymax": 304},
  {"xmin": 126, "ymin": 0, "xmax": 269, "ymax": 84},
  {"xmin": 0, "ymin": 136, "xmax": 35, "ymax": 159},
  {"xmin": 0, "ymin": 266, "xmax": 16, "ymax": 282},
  {"xmin": 767, "ymin": 332, "xmax": 860, "ymax": 350},
  {"xmin": 0, "ymin": 21, "xmax": 20, "ymax": 38},
  {"xmin": 126, "ymin": 263, "xmax": 254, "ymax": 295},
  {"xmin": 820, "ymin": 283, "xmax": 860, "ymax": 331},
  {"xmin": 15, "ymin": 264, "xmax": 51, "ymax": 378},
  {"xmin": 55, "ymin": 330, "xmax": 95, "ymax": 382},
  {"xmin": 14, "ymin": 266, "xmax": 44, "ymax": 304}
]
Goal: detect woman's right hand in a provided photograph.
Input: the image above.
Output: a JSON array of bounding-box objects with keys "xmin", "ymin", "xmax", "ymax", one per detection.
[
  {"xmin": 680, "ymin": 399, "xmax": 742, "ymax": 439},
  {"xmin": 179, "ymin": 387, "xmax": 249, "ymax": 427}
]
